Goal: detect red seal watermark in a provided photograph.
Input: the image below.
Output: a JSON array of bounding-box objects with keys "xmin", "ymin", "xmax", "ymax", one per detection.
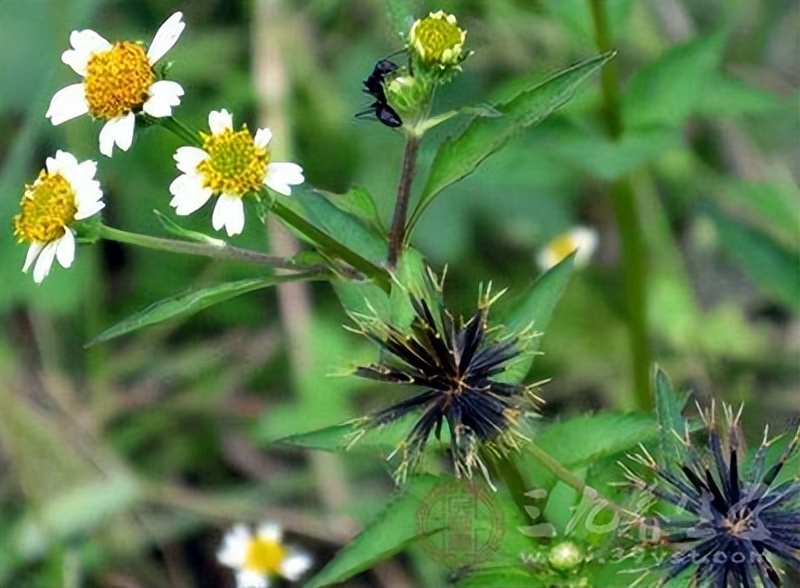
[{"xmin": 415, "ymin": 479, "xmax": 504, "ymax": 568}]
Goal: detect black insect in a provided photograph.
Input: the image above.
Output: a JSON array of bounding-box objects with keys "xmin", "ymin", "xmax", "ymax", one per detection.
[{"xmin": 357, "ymin": 59, "xmax": 402, "ymax": 128}]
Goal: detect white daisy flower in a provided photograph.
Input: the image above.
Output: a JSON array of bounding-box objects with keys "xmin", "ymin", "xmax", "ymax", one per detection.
[
  {"xmin": 46, "ymin": 12, "xmax": 186, "ymax": 157},
  {"xmin": 13, "ymin": 150, "xmax": 104, "ymax": 283},
  {"xmin": 217, "ymin": 522, "xmax": 312, "ymax": 588},
  {"xmin": 536, "ymin": 226, "xmax": 598, "ymax": 271},
  {"xmin": 168, "ymin": 109, "xmax": 304, "ymax": 237}
]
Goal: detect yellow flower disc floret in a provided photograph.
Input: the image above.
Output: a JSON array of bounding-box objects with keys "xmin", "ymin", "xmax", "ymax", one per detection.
[
  {"xmin": 84, "ymin": 42, "xmax": 155, "ymax": 119},
  {"xmin": 197, "ymin": 126, "xmax": 269, "ymax": 197},
  {"xmin": 409, "ymin": 11, "xmax": 466, "ymax": 67},
  {"xmin": 244, "ymin": 536, "xmax": 287, "ymax": 575},
  {"xmin": 13, "ymin": 172, "xmax": 77, "ymax": 244}
]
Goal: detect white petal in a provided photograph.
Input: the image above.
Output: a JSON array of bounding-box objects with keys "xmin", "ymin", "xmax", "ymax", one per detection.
[
  {"xmin": 253, "ymin": 128, "xmax": 272, "ymax": 148},
  {"xmin": 217, "ymin": 524, "xmax": 251, "ymax": 568},
  {"xmin": 46, "ymin": 83, "xmax": 89, "ymax": 125},
  {"xmin": 98, "ymin": 113, "xmax": 135, "ymax": 157},
  {"xmin": 169, "ymin": 174, "xmax": 213, "ymax": 215},
  {"xmin": 142, "ymin": 80, "xmax": 184, "ymax": 118},
  {"xmin": 46, "ymin": 150, "xmax": 77, "ymax": 176},
  {"xmin": 63, "ymin": 29, "xmax": 111, "ymax": 75},
  {"xmin": 280, "ymin": 551, "xmax": 312, "ymax": 581},
  {"xmin": 264, "ymin": 162, "xmax": 304, "ymax": 195},
  {"xmin": 147, "ymin": 12, "xmax": 185, "ymax": 65},
  {"xmin": 256, "ymin": 523, "xmax": 282, "ymax": 542},
  {"xmin": 74, "ymin": 158, "xmax": 97, "ymax": 180},
  {"xmin": 536, "ymin": 249, "xmax": 558, "ymax": 272},
  {"xmin": 570, "ymin": 227, "xmax": 599, "ymax": 267},
  {"xmin": 33, "ymin": 242, "xmax": 59, "ymax": 283},
  {"xmin": 55, "ymin": 230, "xmax": 76, "ymax": 269},
  {"xmin": 174, "ymin": 146, "xmax": 209, "ymax": 174},
  {"xmin": 75, "ymin": 193, "xmax": 105, "ymax": 220},
  {"xmin": 208, "ymin": 109, "xmax": 233, "ymax": 134},
  {"xmin": 23, "ymin": 242, "xmax": 44, "ymax": 273},
  {"xmin": 235, "ymin": 570, "xmax": 269, "ymax": 588},
  {"xmin": 212, "ymin": 194, "xmax": 245, "ymax": 236}
]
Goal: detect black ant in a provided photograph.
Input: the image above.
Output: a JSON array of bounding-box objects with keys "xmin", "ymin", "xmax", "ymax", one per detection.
[{"xmin": 357, "ymin": 59, "xmax": 402, "ymax": 128}]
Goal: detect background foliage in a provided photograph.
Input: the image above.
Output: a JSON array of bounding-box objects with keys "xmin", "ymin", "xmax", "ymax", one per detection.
[{"xmin": 1, "ymin": 0, "xmax": 797, "ymax": 587}]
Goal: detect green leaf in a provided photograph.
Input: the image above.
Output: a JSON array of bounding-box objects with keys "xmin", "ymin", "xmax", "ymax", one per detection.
[
  {"xmin": 328, "ymin": 185, "xmax": 385, "ymax": 234},
  {"xmin": 714, "ymin": 179, "xmax": 800, "ymax": 249},
  {"xmin": 280, "ymin": 183, "xmax": 387, "ymax": 265},
  {"xmin": 623, "ymin": 32, "xmax": 726, "ymax": 128},
  {"xmin": 456, "ymin": 567, "xmax": 541, "ymax": 588},
  {"xmin": 87, "ymin": 276, "xmax": 304, "ymax": 346},
  {"xmin": 334, "ymin": 248, "xmax": 429, "ymax": 331},
  {"xmin": 552, "ymin": 126, "xmax": 683, "ymax": 180},
  {"xmin": 275, "ymin": 413, "xmax": 417, "ymax": 454},
  {"xmin": 384, "ymin": 0, "xmax": 414, "ymax": 40},
  {"xmin": 523, "ymin": 412, "xmax": 658, "ymax": 489},
  {"xmin": 654, "ymin": 367, "xmax": 688, "ymax": 466},
  {"xmin": 409, "ymin": 52, "xmax": 614, "ymax": 231},
  {"xmin": 706, "ymin": 205, "xmax": 800, "ymax": 311},
  {"xmin": 305, "ymin": 476, "xmax": 442, "ymax": 588},
  {"xmin": 498, "ymin": 254, "xmax": 576, "ymax": 383},
  {"xmin": 695, "ymin": 73, "xmax": 780, "ymax": 117}
]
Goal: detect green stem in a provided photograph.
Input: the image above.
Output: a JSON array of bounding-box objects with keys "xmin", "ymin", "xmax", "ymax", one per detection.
[
  {"xmin": 387, "ymin": 135, "xmax": 421, "ymax": 268},
  {"xmin": 589, "ymin": 0, "xmax": 652, "ymax": 410},
  {"xmin": 98, "ymin": 224, "xmax": 307, "ymax": 270},
  {"xmin": 158, "ymin": 116, "xmax": 200, "ymax": 146},
  {"xmin": 270, "ymin": 200, "xmax": 391, "ymax": 292}
]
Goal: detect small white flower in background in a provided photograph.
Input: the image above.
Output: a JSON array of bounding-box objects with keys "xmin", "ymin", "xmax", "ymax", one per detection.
[
  {"xmin": 217, "ymin": 522, "xmax": 312, "ymax": 588},
  {"xmin": 169, "ymin": 109, "xmax": 304, "ymax": 237},
  {"xmin": 46, "ymin": 12, "xmax": 185, "ymax": 157},
  {"xmin": 536, "ymin": 226, "xmax": 598, "ymax": 271},
  {"xmin": 13, "ymin": 150, "xmax": 104, "ymax": 283}
]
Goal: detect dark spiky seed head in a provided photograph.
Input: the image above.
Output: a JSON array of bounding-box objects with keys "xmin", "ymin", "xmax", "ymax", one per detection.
[
  {"xmin": 347, "ymin": 279, "xmax": 542, "ymax": 486},
  {"xmin": 626, "ymin": 403, "xmax": 800, "ymax": 588}
]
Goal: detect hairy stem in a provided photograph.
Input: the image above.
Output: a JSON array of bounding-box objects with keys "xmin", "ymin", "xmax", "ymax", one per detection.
[
  {"xmin": 387, "ymin": 135, "xmax": 421, "ymax": 268},
  {"xmin": 589, "ymin": 0, "xmax": 652, "ymax": 410}
]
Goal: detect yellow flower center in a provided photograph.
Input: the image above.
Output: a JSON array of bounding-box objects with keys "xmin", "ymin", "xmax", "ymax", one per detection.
[
  {"xmin": 197, "ymin": 126, "xmax": 269, "ymax": 197},
  {"xmin": 84, "ymin": 41, "xmax": 155, "ymax": 119},
  {"xmin": 548, "ymin": 234, "xmax": 579, "ymax": 261},
  {"xmin": 13, "ymin": 171, "xmax": 77, "ymax": 244},
  {"xmin": 243, "ymin": 536, "xmax": 287, "ymax": 575},
  {"xmin": 411, "ymin": 13, "xmax": 464, "ymax": 65}
]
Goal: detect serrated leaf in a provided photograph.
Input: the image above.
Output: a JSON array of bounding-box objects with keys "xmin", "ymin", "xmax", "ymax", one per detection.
[
  {"xmin": 654, "ymin": 367, "xmax": 688, "ymax": 466},
  {"xmin": 384, "ymin": 0, "xmax": 414, "ymax": 40},
  {"xmin": 623, "ymin": 32, "xmax": 726, "ymax": 128},
  {"xmin": 409, "ymin": 52, "xmax": 614, "ymax": 231},
  {"xmin": 87, "ymin": 276, "xmax": 306, "ymax": 346},
  {"xmin": 497, "ymin": 254, "xmax": 576, "ymax": 383}
]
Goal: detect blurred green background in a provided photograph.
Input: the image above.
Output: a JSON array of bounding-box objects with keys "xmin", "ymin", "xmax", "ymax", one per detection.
[{"xmin": 1, "ymin": 0, "xmax": 798, "ymax": 586}]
